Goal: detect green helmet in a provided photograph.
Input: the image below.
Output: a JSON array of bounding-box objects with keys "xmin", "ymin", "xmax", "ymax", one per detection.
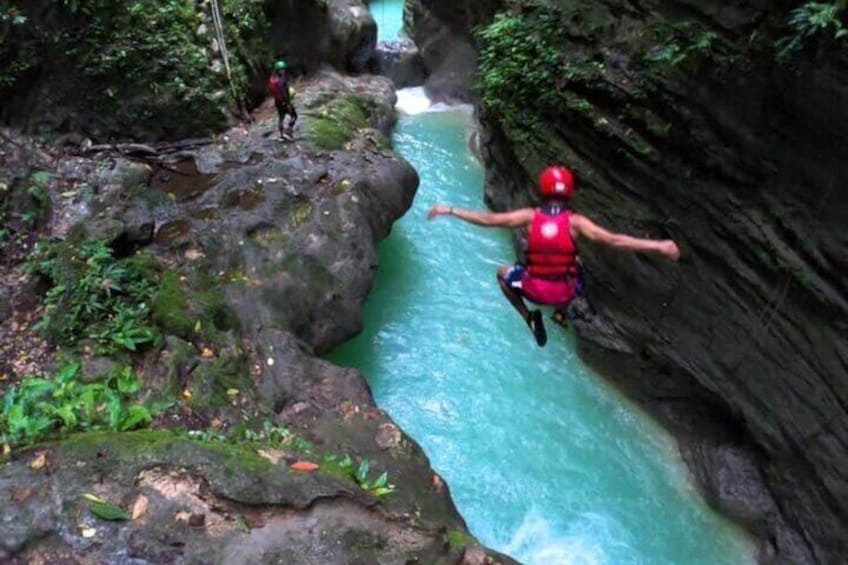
[{"xmin": 273, "ymin": 60, "xmax": 287, "ymax": 70}]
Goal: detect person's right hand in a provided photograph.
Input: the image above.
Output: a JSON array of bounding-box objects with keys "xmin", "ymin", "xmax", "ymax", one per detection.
[{"xmin": 662, "ymin": 240, "xmax": 681, "ymax": 261}]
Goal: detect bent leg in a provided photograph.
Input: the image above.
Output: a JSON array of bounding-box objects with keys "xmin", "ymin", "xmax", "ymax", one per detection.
[
  {"xmin": 497, "ymin": 266, "xmax": 547, "ymax": 347},
  {"xmin": 497, "ymin": 266, "xmax": 531, "ymax": 324}
]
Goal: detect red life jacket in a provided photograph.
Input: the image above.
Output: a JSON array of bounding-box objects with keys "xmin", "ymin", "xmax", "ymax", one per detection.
[
  {"xmin": 268, "ymin": 75, "xmax": 285, "ymax": 102},
  {"xmin": 526, "ymin": 208, "xmax": 577, "ymax": 279}
]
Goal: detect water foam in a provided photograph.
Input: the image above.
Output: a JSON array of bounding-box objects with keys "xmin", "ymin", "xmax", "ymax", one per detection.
[
  {"xmin": 503, "ymin": 510, "xmax": 606, "ymax": 565},
  {"xmin": 395, "ymin": 87, "xmax": 471, "ymax": 115}
]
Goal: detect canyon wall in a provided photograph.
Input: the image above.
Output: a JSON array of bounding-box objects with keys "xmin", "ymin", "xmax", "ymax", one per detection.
[{"xmin": 407, "ymin": 0, "xmax": 848, "ymax": 562}]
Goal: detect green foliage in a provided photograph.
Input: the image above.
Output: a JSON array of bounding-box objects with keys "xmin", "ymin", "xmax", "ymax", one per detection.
[
  {"xmin": 186, "ymin": 422, "xmax": 396, "ymax": 498},
  {"xmin": 777, "ymin": 2, "xmax": 847, "ymax": 58},
  {"xmin": 0, "ymin": 362, "xmax": 153, "ymax": 448},
  {"xmin": 27, "ymin": 239, "xmax": 159, "ymax": 353},
  {"xmin": 475, "ymin": 9, "xmax": 614, "ymax": 158},
  {"xmin": 90, "ymin": 501, "xmax": 131, "ymax": 521},
  {"xmin": 645, "ymin": 24, "xmax": 719, "ymax": 67},
  {"xmin": 0, "ymin": 0, "xmax": 269, "ymax": 131},
  {"xmin": 151, "ymin": 270, "xmax": 193, "ymax": 338},
  {"xmin": 187, "ymin": 420, "xmax": 315, "ymax": 453},
  {"xmin": 322, "ymin": 454, "xmax": 396, "ymax": 497},
  {"xmin": 0, "ymin": 171, "xmax": 51, "ymax": 233},
  {"xmin": 0, "ymin": 5, "xmax": 30, "ymax": 87},
  {"xmin": 476, "ymin": 12, "xmax": 563, "ymax": 126}
]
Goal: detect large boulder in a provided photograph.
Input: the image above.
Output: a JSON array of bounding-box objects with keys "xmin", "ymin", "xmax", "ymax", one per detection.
[
  {"xmin": 268, "ymin": 0, "xmax": 377, "ymax": 74},
  {"xmin": 0, "ymin": 432, "xmax": 461, "ymax": 563},
  {"xmin": 376, "ymin": 38, "xmax": 427, "ymax": 88}
]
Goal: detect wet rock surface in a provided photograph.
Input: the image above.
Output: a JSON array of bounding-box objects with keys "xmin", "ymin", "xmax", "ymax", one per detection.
[
  {"xmin": 269, "ymin": 0, "xmax": 378, "ymax": 75},
  {"xmin": 402, "ymin": 0, "xmax": 486, "ymax": 102},
  {"xmin": 377, "ymin": 38, "xmax": 427, "ymax": 89},
  {"xmin": 0, "ymin": 72, "xmax": 516, "ymax": 564},
  {"xmin": 410, "ymin": 1, "xmax": 848, "ymax": 563}
]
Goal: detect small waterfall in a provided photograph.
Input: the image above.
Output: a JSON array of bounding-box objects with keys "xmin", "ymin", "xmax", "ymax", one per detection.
[{"xmin": 396, "ymin": 87, "xmax": 469, "ymax": 115}]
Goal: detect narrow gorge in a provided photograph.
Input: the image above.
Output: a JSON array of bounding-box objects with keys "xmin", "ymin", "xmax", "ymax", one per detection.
[
  {"xmin": 403, "ymin": 0, "xmax": 848, "ymax": 562},
  {"xmin": 0, "ymin": 0, "xmax": 845, "ymax": 564}
]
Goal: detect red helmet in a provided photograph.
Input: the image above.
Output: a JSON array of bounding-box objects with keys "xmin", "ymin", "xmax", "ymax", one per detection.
[{"xmin": 539, "ymin": 166, "xmax": 575, "ymax": 198}]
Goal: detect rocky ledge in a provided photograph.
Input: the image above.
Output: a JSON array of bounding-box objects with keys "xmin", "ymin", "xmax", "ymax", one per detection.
[{"xmin": 0, "ymin": 72, "xmax": 514, "ymax": 564}]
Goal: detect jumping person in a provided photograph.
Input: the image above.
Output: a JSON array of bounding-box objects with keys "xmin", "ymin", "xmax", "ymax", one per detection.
[
  {"xmin": 268, "ymin": 60, "xmax": 297, "ymax": 140},
  {"xmin": 427, "ymin": 166, "xmax": 680, "ymax": 347}
]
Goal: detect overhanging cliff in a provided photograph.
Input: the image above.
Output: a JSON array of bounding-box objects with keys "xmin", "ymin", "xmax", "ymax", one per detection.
[{"xmin": 407, "ymin": 0, "xmax": 848, "ymax": 562}]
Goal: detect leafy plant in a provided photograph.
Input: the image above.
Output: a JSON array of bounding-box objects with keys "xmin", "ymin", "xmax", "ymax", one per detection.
[
  {"xmin": 90, "ymin": 501, "xmax": 131, "ymax": 521},
  {"xmin": 777, "ymin": 2, "xmax": 847, "ymax": 58},
  {"xmin": 644, "ymin": 23, "xmax": 720, "ymax": 68},
  {"xmin": 324, "ymin": 454, "xmax": 396, "ymax": 497},
  {"xmin": 475, "ymin": 12, "xmax": 563, "ymax": 126},
  {"xmin": 186, "ymin": 420, "xmax": 315, "ymax": 453},
  {"xmin": 475, "ymin": 8, "xmax": 615, "ymax": 154},
  {"xmin": 27, "ymin": 239, "xmax": 159, "ymax": 353},
  {"xmin": 0, "ymin": 362, "xmax": 153, "ymax": 449}
]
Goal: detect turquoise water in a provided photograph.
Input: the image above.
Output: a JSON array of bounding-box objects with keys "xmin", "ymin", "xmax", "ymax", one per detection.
[
  {"xmin": 371, "ymin": 0, "xmax": 406, "ymax": 41},
  {"xmin": 328, "ymin": 94, "xmax": 755, "ymax": 564}
]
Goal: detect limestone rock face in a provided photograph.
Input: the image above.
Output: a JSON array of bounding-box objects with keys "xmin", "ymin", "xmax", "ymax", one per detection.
[
  {"xmin": 410, "ymin": 0, "xmax": 848, "ymax": 562},
  {"xmin": 376, "ymin": 38, "xmax": 427, "ymax": 89},
  {"xmin": 402, "ymin": 0, "xmax": 493, "ymax": 101},
  {"xmin": 268, "ymin": 0, "xmax": 378, "ymax": 74}
]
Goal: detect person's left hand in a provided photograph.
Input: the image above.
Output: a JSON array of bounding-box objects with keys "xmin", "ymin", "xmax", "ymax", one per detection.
[{"xmin": 427, "ymin": 204, "xmax": 451, "ymax": 220}]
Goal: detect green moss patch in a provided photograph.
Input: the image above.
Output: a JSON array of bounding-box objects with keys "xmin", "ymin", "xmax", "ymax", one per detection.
[
  {"xmin": 446, "ymin": 529, "xmax": 473, "ymax": 550},
  {"xmin": 151, "ymin": 270, "xmax": 193, "ymax": 338},
  {"xmin": 152, "ymin": 267, "xmax": 239, "ymax": 341},
  {"xmin": 305, "ymin": 95, "xmax": 371, "ymax": 150}
]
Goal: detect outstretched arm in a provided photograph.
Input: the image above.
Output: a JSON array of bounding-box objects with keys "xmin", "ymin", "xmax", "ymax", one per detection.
[
  {"xmin": 571, "ymin": 214, "xmax": 680, "ymax": 260},
  {"xmin": 427, "ymin": 204, "xmax": 534, "ymax": 229}
]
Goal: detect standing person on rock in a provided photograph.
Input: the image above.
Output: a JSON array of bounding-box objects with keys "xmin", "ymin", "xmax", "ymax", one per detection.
[
  {"xmin": 268, "ymin": 60, "xmax": 297, "ymax": 140},
  {"xmin": 427, "ymin": 166, "xmax": 680, "ymax": 347}
]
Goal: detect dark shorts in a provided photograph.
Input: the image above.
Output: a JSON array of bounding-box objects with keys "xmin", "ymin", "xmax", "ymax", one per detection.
[
  {"xmin": 504, "ymin": 264, "xmax": 581, "ymax": 306},
  {"xmin": 275, "ymin": 99, "xmax": 295, "ymax": 116}
]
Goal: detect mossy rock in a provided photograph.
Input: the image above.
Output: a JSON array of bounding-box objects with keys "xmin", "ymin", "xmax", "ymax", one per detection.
[
  {"xmin": 151, "ymin": 271, "xmax": 194, "ymax": 338},
  {"xmin": 152, "ymin": 268, "xmax": 240, "ymax": 341},
  {"xmin": 446, "ymin": 529, "xmax": 473, "ymax": 550},
  {"xmin": 305, "ymin": 95, "xmax": 371, "ymax": 150},
  {"xmin": 189, "ymin": 348, "xmax": 252, "ymax": 409}
]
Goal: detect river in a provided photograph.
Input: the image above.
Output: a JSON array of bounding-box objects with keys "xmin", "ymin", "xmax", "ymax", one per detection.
[{"xmin": 328, "ymin": 4, "xmax": 757, "ymax": 563}]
